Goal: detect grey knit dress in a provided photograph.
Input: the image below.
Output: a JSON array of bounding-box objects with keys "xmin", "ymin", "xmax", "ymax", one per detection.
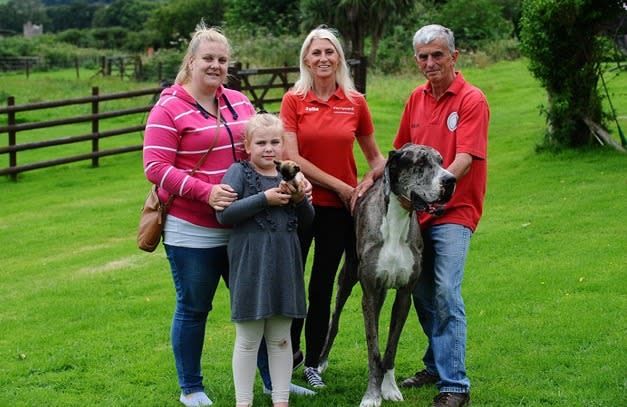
[{"xmin": 217, "ymin": 161, "xmax": 314, "ymax": 322}]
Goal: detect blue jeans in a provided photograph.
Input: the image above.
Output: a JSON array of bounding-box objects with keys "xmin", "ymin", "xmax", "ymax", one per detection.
[
  {"xmin": 413, "ymin": 224, "xmax": 472, "ymax": 393},
  {"xmin": 164, "ymin": 244, "xmax": 274, "ymax": 394},
  {"xmin": 164, "ymin": 244, "xmax": 229, "ymax": 395}
]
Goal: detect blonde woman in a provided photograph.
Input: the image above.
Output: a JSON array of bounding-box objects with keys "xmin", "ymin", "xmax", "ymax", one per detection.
[
  {"xmin": 143, "ymin": 22, "xmax": 255, "ymax": 406},
  {"xmin": 280, "ymin": 26, "xmax": 385, "ymax": 388}
]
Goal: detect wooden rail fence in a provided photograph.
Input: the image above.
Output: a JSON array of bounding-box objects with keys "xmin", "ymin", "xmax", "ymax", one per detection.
[{"xmin": 0, "ymin": 59, "xmax": 367, "ymax": 180}]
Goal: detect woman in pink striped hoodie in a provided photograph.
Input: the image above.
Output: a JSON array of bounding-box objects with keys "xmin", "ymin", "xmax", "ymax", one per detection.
[{"xmin": 143, "ymin": 23, "xmax": 255, "ymax": 407}]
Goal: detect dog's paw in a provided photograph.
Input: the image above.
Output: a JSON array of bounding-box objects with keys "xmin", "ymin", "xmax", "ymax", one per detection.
[{"xmin": 381, "ymin": 369, "xmax": 403, "ymax": 401}]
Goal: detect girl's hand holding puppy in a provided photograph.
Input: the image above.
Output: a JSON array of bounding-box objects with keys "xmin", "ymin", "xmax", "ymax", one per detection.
[
  {"xmin": 264, "ymin": 187, "xmax": 292, "ymax": 206},
  {"xmin": 279, "ymin": 179, "xmax": 307, "ymax": 203}
]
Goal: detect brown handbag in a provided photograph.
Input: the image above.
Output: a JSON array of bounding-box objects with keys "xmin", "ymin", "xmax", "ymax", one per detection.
[{"xmin": 137, "ymin": 105, "xmax": 221, "ymax": 252}]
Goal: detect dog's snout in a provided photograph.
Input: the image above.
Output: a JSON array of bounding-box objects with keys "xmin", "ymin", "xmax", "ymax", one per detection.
[
  {"xmin": 441, "ymin": 174, "xmax": 456, "ymax": 202},
  {"xmin": 443, "ymin": 174, "xmax": 456, "ymax": 186}
]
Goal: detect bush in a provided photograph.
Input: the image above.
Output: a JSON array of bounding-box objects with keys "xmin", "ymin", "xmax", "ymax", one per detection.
[
  {"xmin": 141, "ymin": 48, "xmax": 183, "ymax": 83},
  {"xmin": 519, "ymin": 0, "xmax": 625, "ymax": 150},
  {"xmin": 372, "ymin": 25, "xmax": 417, "ymax": 75},
  {"xmin": 229, "ymin": 28, "xmax": 302, "ymax": 67},
  {"xmin": 91, "ymin": 27, "xmax": 129, "ymax": 50}
]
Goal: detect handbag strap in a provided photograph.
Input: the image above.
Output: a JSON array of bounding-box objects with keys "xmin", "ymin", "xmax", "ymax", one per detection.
[{"xmin": 162, "ymin": 102, "xmax": 222, "ymax": 211}]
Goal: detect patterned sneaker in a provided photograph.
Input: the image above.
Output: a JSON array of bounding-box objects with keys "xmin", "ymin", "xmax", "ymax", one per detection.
[
  {"xmin": 400, "ymin": 369, "xmax": 440, "ymax": 388},
  {"xmin": 303, "ymin": 366, "xmax": 326, "ymax": 388},
  {"xmin": 432, "ymin": 392, "xmax": 470, "ymax": 407}
]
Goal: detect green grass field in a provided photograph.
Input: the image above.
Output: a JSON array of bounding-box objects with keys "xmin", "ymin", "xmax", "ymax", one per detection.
[{"xmin": 1, "ymin": 60, "xmax": 625, "ymax": 406}]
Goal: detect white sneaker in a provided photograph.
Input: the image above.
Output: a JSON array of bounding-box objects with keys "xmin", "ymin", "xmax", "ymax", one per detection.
[
  {"xmin": 179, "ymin": 392, "xmax": 213, "ymax": 407},
  {"xmin": 263, "ymin": 383, "xmax": 317, "ymax": 396}
]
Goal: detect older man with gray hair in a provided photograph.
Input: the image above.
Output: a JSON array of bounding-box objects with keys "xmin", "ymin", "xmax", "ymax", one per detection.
[{"xmin": 395, "ymin": 24, "xmax": 490, "ymax": 407}]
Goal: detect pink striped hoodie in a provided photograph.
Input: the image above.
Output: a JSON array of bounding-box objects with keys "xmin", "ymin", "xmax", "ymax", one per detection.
[{"xmin": 143, "ymin": 84, "xmax": 256, "ymax": 228}]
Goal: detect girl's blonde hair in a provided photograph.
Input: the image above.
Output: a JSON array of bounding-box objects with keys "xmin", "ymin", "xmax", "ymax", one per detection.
[
  {"xmin": 174, "ymin": 21, "xmax": 231, "ymax": 85},
  {"xmin": 244, "ymin": 113, "xmax": 284, "ymax": 146},
  {"xmin": 292, "ymin": 25, "xmax": 358, "ymax": 102}
]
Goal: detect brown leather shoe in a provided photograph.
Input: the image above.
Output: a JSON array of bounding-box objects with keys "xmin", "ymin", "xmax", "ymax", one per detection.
[
  {"xmin": 432, "ymin": 392, "xmax": 470, "ymax": 407},
  {"xmin": 400, "ymin": 369, "xmax": 440, "ymax": 388}
]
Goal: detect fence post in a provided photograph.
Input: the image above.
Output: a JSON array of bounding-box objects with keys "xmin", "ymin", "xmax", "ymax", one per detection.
[
  {"xmin": 135, "ymin": 56, "xmax": 142, "ymax": 81},
  {"xmin": 91, "ymin": 87, "xmax": 100, "ymax": 168},
  {"xmin": 8, "ymin": 96, "xmax": 17, "ymax": 181},
  {"xmin": 352, "ymin": 56, "xmax": 368, "ymax": 96},
  {"xmin": 228, "ymin": 62, "xmax": 242, "ymax": 91}
]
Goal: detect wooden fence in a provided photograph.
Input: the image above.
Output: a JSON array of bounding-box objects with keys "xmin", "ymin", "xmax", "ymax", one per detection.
[
  {"xmin": 0, "ymin": 59, "xmax": 367, "ymax": 180},
  {"xmin": 0, "ymin": 57, "xmax": 41, "ymax": 78}
]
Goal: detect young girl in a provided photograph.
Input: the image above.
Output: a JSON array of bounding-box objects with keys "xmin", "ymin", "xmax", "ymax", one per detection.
[{"xmin": 216, "ymin": 113, "xmax": 314, "ymax": 407}]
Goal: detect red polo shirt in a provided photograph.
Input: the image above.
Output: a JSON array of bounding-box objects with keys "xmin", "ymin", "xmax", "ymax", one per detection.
[
  {"xmin": 281, "ymin": 87, "xmax": 375, "ymax": 207},
  {"xmin": 394, "ymin": 72, "xmax": 489, "ymax": 231}
]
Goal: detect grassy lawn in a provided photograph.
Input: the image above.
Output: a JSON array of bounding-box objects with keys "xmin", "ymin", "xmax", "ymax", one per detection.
[{"xmin": 1, "ymin": 60, "xmax": 625, "ymax": 406}]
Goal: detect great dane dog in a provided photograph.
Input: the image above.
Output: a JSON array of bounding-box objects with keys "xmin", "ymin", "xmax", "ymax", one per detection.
[{"xmin": 318, "ymin": 143, "xmax": 456, "ymax": 407}]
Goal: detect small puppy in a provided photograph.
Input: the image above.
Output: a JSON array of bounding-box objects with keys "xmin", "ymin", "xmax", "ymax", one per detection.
[{"xmin": 274, "ymin": 159, "xmax": 305, "ymax": 189}]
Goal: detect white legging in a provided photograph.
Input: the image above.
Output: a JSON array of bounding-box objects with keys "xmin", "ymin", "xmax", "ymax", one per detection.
[{"xmin": 233, "ymin": 317, "xmax": 292, "ymax": 405}]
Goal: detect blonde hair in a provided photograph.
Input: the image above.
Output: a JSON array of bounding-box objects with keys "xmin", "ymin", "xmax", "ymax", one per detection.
[
  {"xmin": 244, "ymin": 113, "xmax": 284, "ymax": 146},
  {"xmin": 174, "ymin": 21, "xmax": 231, "ymax": 85},
  {"xmin": 292, "ymin": 26, "xmax": 358, "ymax": 101}
]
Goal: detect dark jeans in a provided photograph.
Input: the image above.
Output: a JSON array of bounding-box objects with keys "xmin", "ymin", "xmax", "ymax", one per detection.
[
  {"xmin": 292, "ymin": 205, "xmax": 355, "ymax": 368},
  {"xmin": 164, "ymin": 244, "xmax": 275, "ymax": 393}
]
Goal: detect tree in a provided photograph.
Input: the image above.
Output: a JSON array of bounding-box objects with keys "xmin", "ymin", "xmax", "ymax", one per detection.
[
  {"xmin": 91, "ymin": 0, "xmax": 157, "ymax": 30},
  {"xmin": 519, "ymin": 0, "xmax": 626, "ymax": 151},
  {"xmin": 0, "ymin": 0, "xmax": 48, "ymax": 33},
  {"xmin": 299, "ymin": 0, "xmax": 414, "ymax": 60},
  {"xmin": 436, "ymin": 0, "xmax": 513, "ymax": 50},
  {"xmin": 147, "ymin": 0, "xmax": 226, "ymax": 48},
  {"xmin": 46, "ymin": 0, "xmax": 99, "ymax": 32},
  {"xmin": 225, "ymin": 0, "xmax": 300, "ymax": 36}
]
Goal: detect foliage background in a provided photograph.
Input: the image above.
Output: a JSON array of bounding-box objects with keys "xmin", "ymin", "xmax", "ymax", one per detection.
[{"xmin": 0, "ymin": 2, "xmax": 626, "ymax": 403}]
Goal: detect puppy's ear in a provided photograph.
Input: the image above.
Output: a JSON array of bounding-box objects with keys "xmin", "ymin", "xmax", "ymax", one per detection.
[{"xmin": 274, "ymin": 160, "xmax": 282, "ymax": 171}]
